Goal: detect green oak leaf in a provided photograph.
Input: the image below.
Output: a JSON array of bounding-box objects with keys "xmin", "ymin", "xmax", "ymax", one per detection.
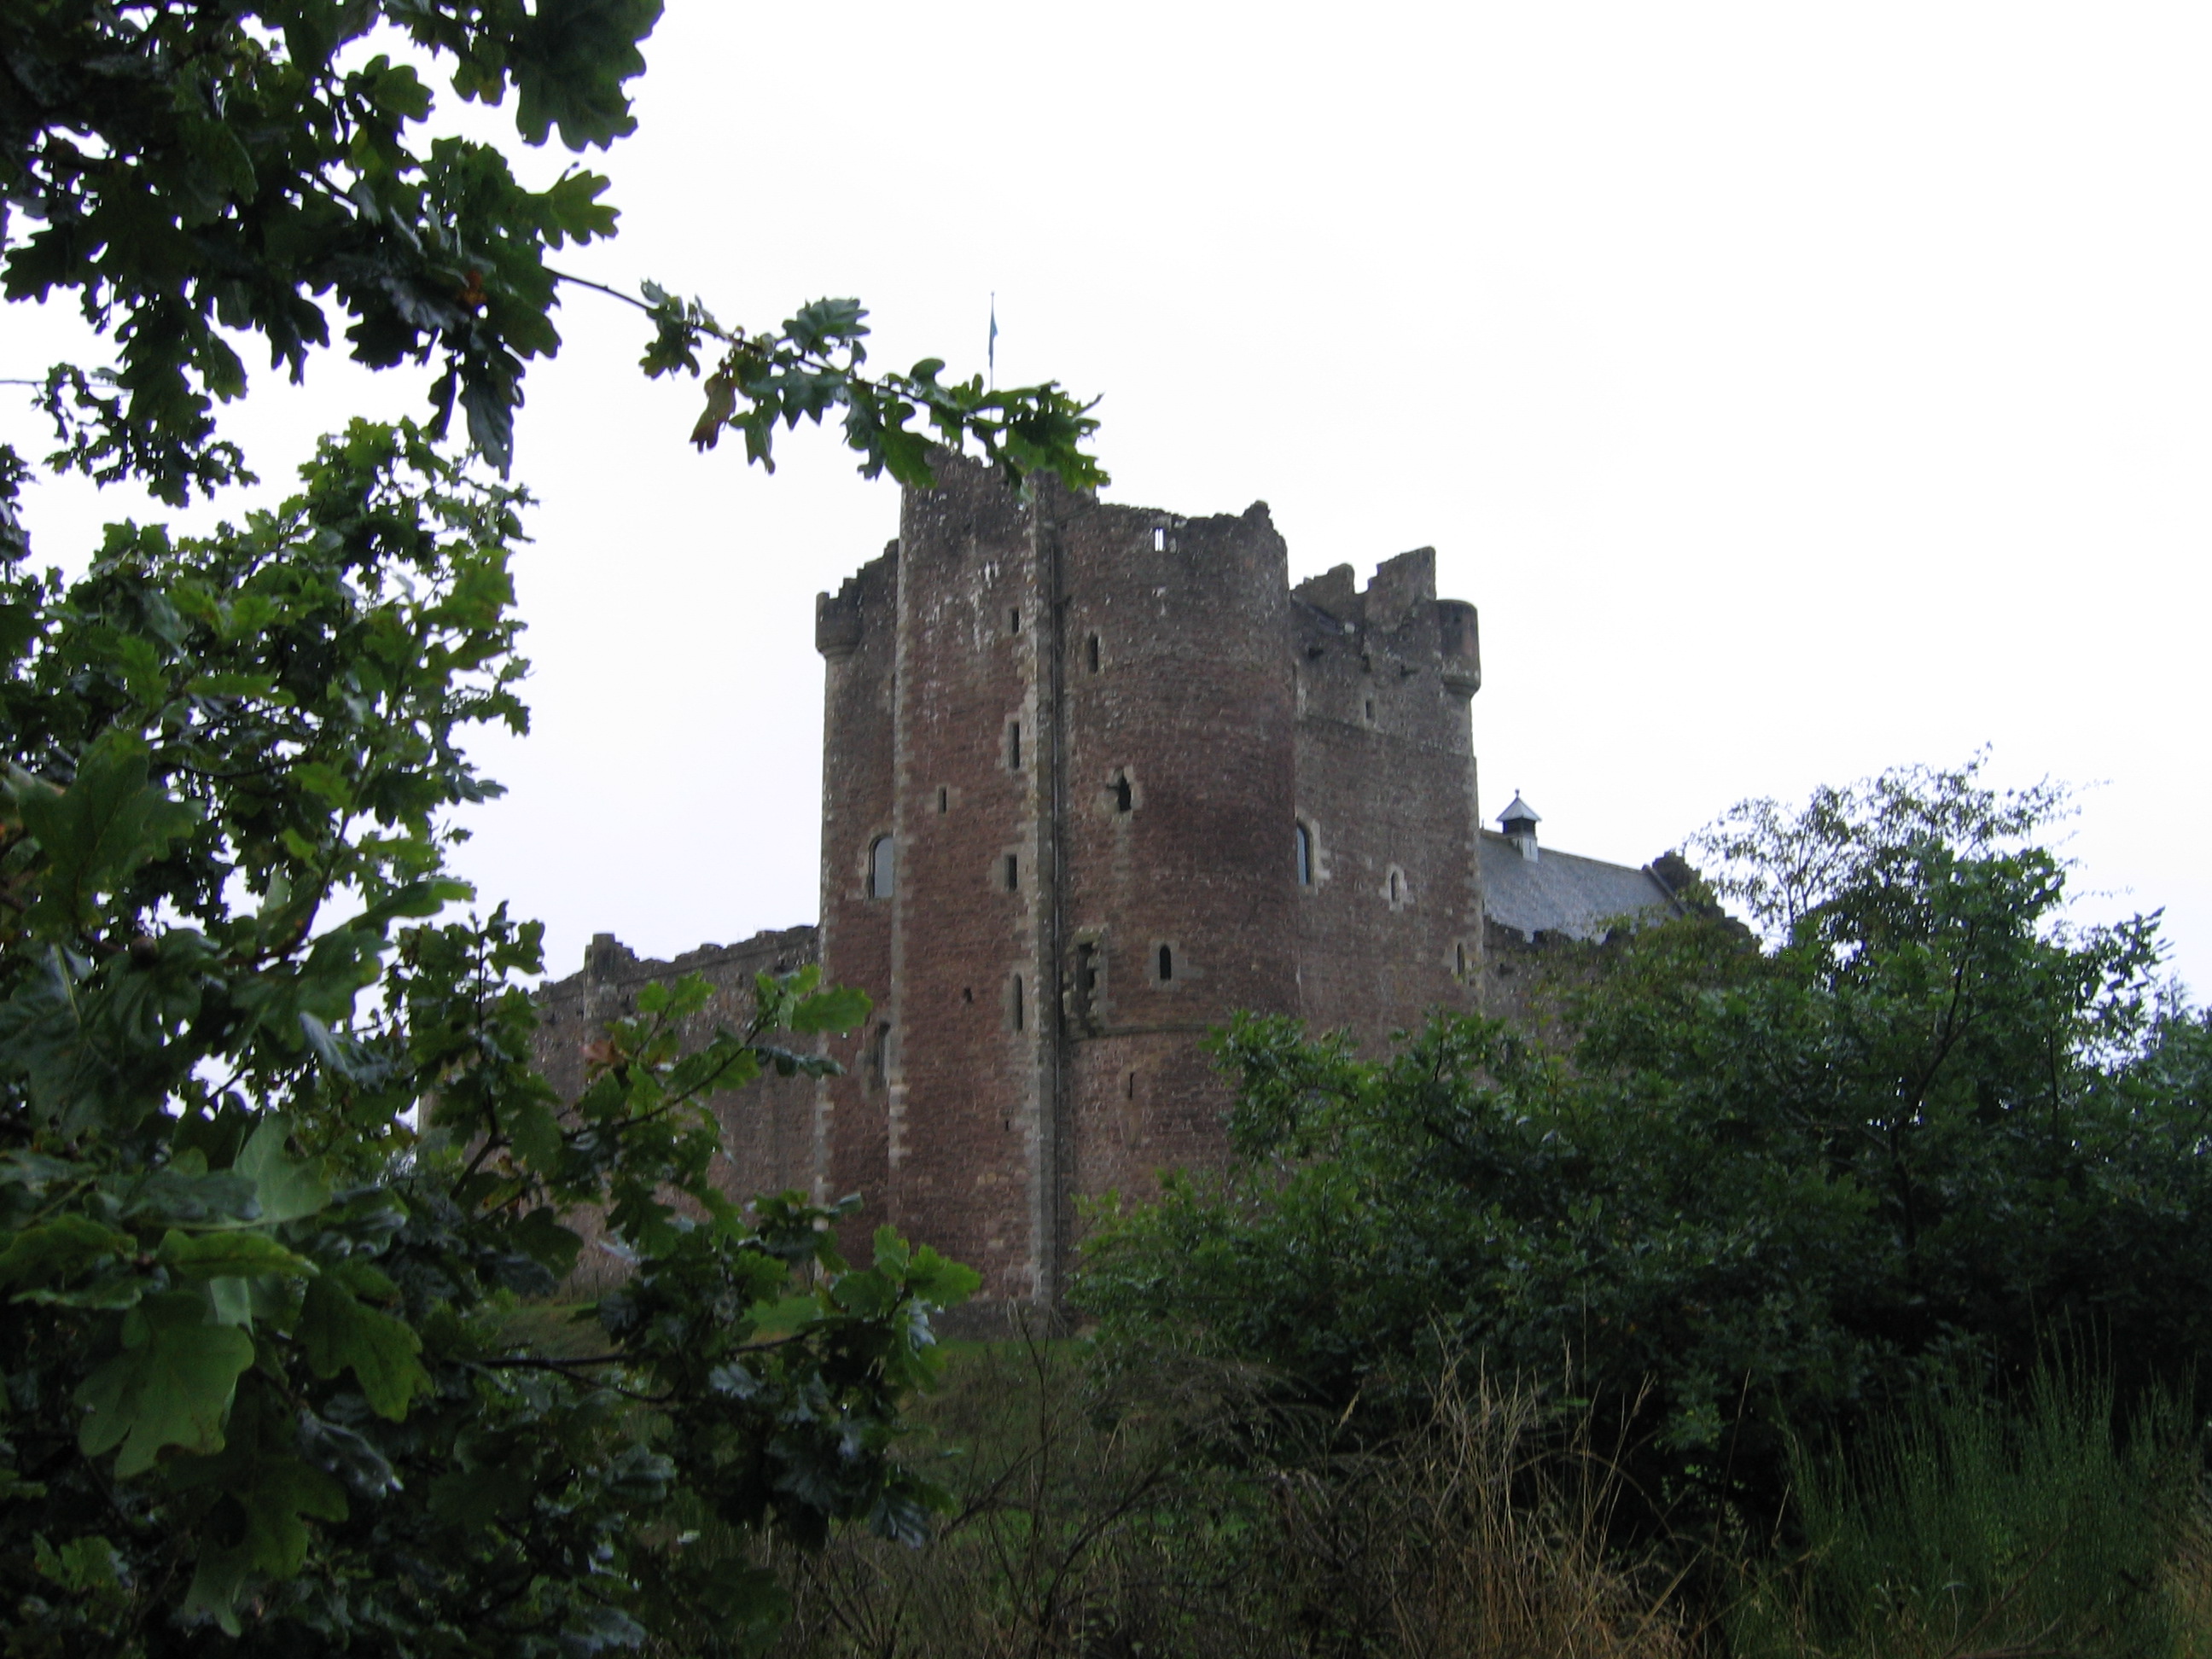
[
  {"xmin": 791, "ymin": 983, "xmax": 871, "ymax": 1034},
  {"xmin": 235, "ymin": 1115, "xmax": 331, "ymax": 1225},
  {"xmin": 158, "ymin": 1229, "xmax": 315, "ymax": 1282},
  {"xmin": 76, "ymin": 1292, "xmax": 254, "ymax": 1476},
  {"xmin": 9, "ymin": 731, "xmax": 202, "ymax": 934},
  {"xmin": 0, "ymin": 1213, "xmax": 137, "ymax": 1293},
  {"xmin": 299, "ymin": 1278, "xmax": 429, "ymax": 1420}
]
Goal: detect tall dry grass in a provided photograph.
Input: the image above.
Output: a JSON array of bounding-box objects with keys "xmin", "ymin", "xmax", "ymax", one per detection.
[{"xmin": 755, "ymin": 1327, "xmax": 1686, "ymax": 1659}]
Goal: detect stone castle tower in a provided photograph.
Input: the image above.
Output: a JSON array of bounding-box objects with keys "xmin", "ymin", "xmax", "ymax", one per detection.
[
  {"xmin": 809, "ymin": 454, "xmax": 1486, "ymax": 1304},
  {"xmin": 536, "ymin": 453, "xmax": 1682, "ymax": 1309}
]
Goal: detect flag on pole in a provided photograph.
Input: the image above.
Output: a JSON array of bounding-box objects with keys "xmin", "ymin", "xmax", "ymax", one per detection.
[{"xmin": 988, "ymin": 294, "xmax": 998, "ymax": 387}]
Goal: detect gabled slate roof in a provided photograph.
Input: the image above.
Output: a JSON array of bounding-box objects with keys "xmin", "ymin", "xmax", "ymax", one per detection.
[{"xmin": 1480, "ymin": 830, "xmax": 1682, "ymax": 942}]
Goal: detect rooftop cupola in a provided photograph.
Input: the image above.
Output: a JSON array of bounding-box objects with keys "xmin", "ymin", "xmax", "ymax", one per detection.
[{"xmin": 1499, "ymin": 793, "xmax": 1541, "ymax": 862}]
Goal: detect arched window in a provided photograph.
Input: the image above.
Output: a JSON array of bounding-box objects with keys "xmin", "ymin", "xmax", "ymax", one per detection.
[
  {"xmin": 1295, "ymin": 821, "xmax": 1313, "ymax": 887},
  {"xmin": 1157, "ymin": 944, "xmax": 1174, "ymax": 982},
  {"xmin": 1112, "ymin": 771, "xmax": 1132, "ymax": 813},
  {"xmin": 869, "ymin": 835, "xmax": 894, "ymax": 898},
  {"xmin": 1388, "ymin": 868, "xmax": 1403, "ymax": 905}
]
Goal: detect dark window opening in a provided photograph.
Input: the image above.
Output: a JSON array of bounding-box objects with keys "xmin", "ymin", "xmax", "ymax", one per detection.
[
  {"xmin": 1295, "ymin": 821, "xmax": 1313, "ymax": 887},
  {"xmin": 1077, "ymin": 942, "xmax": 1098, "ymax": 995},
  {"xmin": 1455, "ymin": 942, "xmax": 1469, "ymax": 977},
  {"xmin": 1126, "ymin": 1070, "xmax": 1136, "ymax": 1100},
  {"xmin": 963, "ymin": 987, "xmax": 974, "ymax": 1004},
  {"xmin": 1365, "ymin": 697, "xmax": 1376, "ymax": 722},
  {"xmin": 1157, "ymin": 944, "xmax": 1174, "ymax": 982},
  {"xmin": 1112, "ymin": 771, "xmax": 1132, "ymax": 813},
  {"xmin": 937, "ymin": 786, "xmax": 948, "ymax": 813},
  {"xmin": 1388, "ymin": 869, "xmax": 1404, "ymax": 905},
  {"xmin": 1009, "ymin": 606, "xmax": 1022, "ymax": 634},
  {"xmin": 868, "ymin": 835, "xmax": 894, "ymax": 898},
  {"xmin": 1004, "ymin": 853, "xmax": 1019, "ymax": 892},
  {"xmin": 871, "ymin": 1022, "xmax": 892, "ymax": 1084},
  {"xmin": 1087, "ymin": 633, "xmax": 1101, "ymax": 672},
  {"xmin": 1009, "ymin": 720, "xmax": 1022, "ymax": 770},
  {"xmin": 1011, "ymin": 975, "xmax": 1025, "ymax": 1033}
]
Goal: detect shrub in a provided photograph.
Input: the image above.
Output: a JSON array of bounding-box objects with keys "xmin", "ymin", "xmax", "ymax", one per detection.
[{"xmin": 1729, "ymin": 1365, "xmax": 2208, "ymax": 1659}]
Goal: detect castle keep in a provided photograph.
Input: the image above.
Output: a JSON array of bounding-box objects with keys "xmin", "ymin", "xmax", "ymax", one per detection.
[{"xmin": 537, "ymin": 454, "xmax": 1680, "ymax": 1306}]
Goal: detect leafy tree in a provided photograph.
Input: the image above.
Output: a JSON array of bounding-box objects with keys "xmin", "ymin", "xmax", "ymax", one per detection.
[
  {"xmin": 1079, "ymin": 764, "xmax": 2212, "ymax": 1536},
  {"xmin": 2, "ymin": 0, "xmax": 1106, "ymax": 501},
  {"xmin": 0, "ymin": 4, "xmax": 1080, "ymax": 1650},
  {"xmin": 0, "ymin": 425, "xmax": 979, "ymax": 1654}
]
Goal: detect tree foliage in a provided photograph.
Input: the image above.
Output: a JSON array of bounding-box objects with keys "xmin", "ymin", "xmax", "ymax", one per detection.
[
  {"xmin": 1079, "ymin": 765, "xmax": 2212, "ymax": 1535},
  {"xmin": 0, "ymin": 428, "xmax": 978, "ymax": 1653},
  {"xmin": 2, "ymin": 0, "xmax": 1105, "ymax": 499},
  {"xmin": 0, "ymin": 5, "xmax": 1054, "ymax": 1650}
]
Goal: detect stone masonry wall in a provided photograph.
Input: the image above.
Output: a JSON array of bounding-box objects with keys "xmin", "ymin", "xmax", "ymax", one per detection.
[
  {"xmin": 1051, "ymin": 492, "xmax": 1301, "ymax": 1249},
  {"xmin": 540, "ymin": 452, "xmax": 1491, "ymax": 1313},
  {"xmin": 1290, "ymin": 553, "xmax": 1486, "ymax": 1047},
  {"xmin": 533, "ymin": 926, "xmax": 819, "ymax": 1290},
  {"xmin": 814, "ymin": 547, "xmax": 899, "ymax": 1249},
  {"xmin": 880, "ymin": 462, "xmax": 1057, "ymax": 1302}
]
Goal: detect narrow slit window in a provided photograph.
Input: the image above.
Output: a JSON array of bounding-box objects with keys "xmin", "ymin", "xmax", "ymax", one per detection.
[
  {"xmin": 1365, "ymin": 697, "xmax": 1376, "ymax": 723},
  {"xmin": 937, "ymin": 786, "xmax": 948, "ymax": 814},
  {"xmin": 1010, "ymin": 975, "xmax": 1025, "ymax": 1033},
  {"xmin": 1112, "ymin": 771, "xmax": 1132, "ymax": 813},
  {"xmin": 1388, "ymin": 869, "xmax": 1403, "ymax": 905},
  {"xmin": 1087, "ymin": 633, "xmax": 1101, "ymax": 673},
  {"xmin": 1295, "ymin": 822, "xmax": 1313, "ymax": 887},
  {"xmin": 1008, "ymin": 720, "xmax": 1022, "ymax": 770},
  {"xmin": 1157, "ymin": 944, "xmax": 1174, "ymax": 982},
  {"xmin": 1455, "ymin": 942, "xmax": 1469, "ymax": 978},
  {"xmin": 1009, "ymin": 606, "xmax": 1021, "ymax": 634},
  {"xmin": 868, "ymin": 835, "xmax": 894, "ymax": 899},
  {"xmin": 1126, "ymin": 1070, "xmax": 1136, "ymax": 1100},
  {"xmin": 872, "ymin": 1022, "xmax": 892, "ymax": 1084},
  {"xmin": 1151, "ymin": 526, "xmax": 1167, "ymax": 551},
  {"xmin": 1004, "ymin": 853, "xmax": 1018, "ymax": 892}
]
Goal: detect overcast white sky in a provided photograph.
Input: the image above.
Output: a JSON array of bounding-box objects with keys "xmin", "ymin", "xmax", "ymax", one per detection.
[{"xmin": 5, "ymin": 3, "xmax": 2209, "ymax": 998}]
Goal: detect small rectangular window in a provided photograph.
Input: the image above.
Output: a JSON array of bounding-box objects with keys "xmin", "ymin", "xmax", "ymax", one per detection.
[
  {"xmin": 1008, "ymin": 720, "xmax": 1022, "ymax": 770},
  {"xmin": 1087, "ymin": 633, "xmax": 1101, "ymax": 673},
  {"xmin": 1004, "ymin": 853, "xmax": 1018, "ymax": 892},
  {"xmin": 1009, "ymin": 606, "xmax": 1021, "ymax": 634},
  {"xmin": 1152, "ymin": 526, "xmax": 1167, "ymax": 551}
]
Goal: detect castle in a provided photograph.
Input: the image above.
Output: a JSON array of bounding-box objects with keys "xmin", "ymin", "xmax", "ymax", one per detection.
[{"xmin": 535, "ymin": 455, "xmax": 1682, "ymax": 1307}]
